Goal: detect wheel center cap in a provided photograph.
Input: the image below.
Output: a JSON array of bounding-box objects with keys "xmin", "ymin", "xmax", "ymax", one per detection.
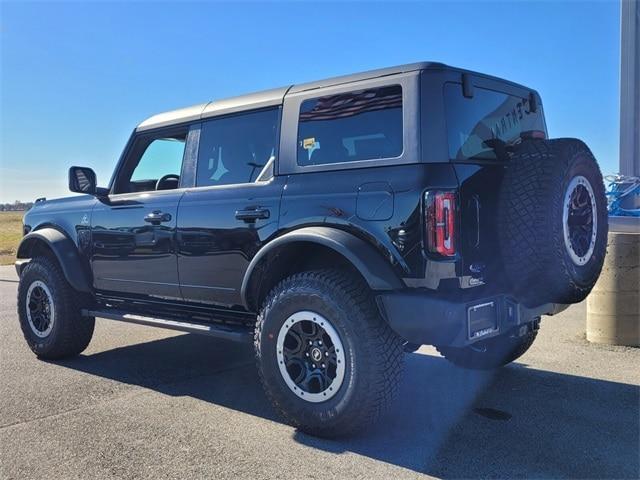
[{"xmin": 310, "ymin": 347, "xmax": 323, "ymax": 362}]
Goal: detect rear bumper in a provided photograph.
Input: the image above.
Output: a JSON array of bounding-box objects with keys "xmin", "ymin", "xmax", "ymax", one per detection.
[{"xmin": 376, "ymin": 290, "xmax": 568, "ymax": 348}]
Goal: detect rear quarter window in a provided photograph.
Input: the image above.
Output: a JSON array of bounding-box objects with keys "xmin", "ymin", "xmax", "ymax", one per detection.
[
  {"xmin": 297, "ymin": 85, "xmax": 403, "ymax": 166},
  {"xmin": 444, "ymin": 83, "xmax": 546, "ymax": 161}
]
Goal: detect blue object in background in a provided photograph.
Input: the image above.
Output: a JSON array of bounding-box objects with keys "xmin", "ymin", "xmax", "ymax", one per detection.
[{"xmin": 605, "ymin": 175, "xmax": 640, "ymax": 217}]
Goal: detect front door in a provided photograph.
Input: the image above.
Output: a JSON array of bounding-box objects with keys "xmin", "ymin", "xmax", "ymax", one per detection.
[
  {"xmin": 177, "ymin": 108, "xmax": 284, "ymax": 308},
  {"xmin": 91, "ymin": 125, "xmax": 195, "ymax": 299}
]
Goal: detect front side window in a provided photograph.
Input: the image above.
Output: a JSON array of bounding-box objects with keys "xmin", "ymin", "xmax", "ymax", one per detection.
[
  {"xmin": 196, "ymin": 108, "xmax": 279, "ymax": 187},
  {"xmin": 297, "ymin": 85, "xmax": 403, "ymax": 166},
  {"xmin": 114, "ymin": 130, "xmax": 187, "ymax": 194},
  {"xmin": 444, "ymin": 83, "xmax": 546, "ymax": 161},
  {"xmin": 131, "ymin": 138, "xmax": 185, "ymax": 182}
]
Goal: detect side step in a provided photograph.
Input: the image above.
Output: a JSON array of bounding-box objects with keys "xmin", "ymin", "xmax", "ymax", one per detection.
[{"xmin": 83, "ymin": 309, "xmax": 253, "ymax": 343}]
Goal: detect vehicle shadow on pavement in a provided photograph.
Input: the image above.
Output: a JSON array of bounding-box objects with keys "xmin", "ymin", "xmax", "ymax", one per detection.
[{"xmin": 56, "ymin": 334, "xmax": 640, "ymax": 479}]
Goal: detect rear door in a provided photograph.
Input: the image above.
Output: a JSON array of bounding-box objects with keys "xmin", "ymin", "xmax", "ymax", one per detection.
[
  {"xmin": 91, "ymin": 125, "xmax": 197, "ymax": 299},
  {"xmin": 176, "ymin": 108, "xmax": 284, "ymax": 308}
]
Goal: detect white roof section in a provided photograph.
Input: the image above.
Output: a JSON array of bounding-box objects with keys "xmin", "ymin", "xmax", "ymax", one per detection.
[
  {"xmin": 201, "ymin": 87, "xmax": 290, "ymax": 120},
  {"xmin": 136, "ymin": 102, "xmax": 209, "ymax": 132},
  {"xmin": 136, "ymin": 87, "xmax": 290, "ymax": 132}
]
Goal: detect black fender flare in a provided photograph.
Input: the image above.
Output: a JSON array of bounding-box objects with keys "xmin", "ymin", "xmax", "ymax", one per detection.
[
  {"xmin": 16, "ymin": 228, "xmax": 92, "ymax": 294},
  {"xmin": 240, "ymin": 226, "xmax": 404, "ymax": 309}
]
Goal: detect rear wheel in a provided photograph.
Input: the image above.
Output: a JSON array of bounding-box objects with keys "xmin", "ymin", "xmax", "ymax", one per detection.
[
  {"xmin": 255, "ymin": 269, "xmax": 404, "ymax": 437},
  {"xmin": 437, "ymin": 328, "xmax": 538, "ymax": 370},
  {"xmin": 17, "ymin": 257, "xmax": 95, "ymax": 359}
]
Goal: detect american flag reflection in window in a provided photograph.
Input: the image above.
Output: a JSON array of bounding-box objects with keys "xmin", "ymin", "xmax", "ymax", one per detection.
[{"xmin": 298, "ymin": 85, "xmax": 403, "ymax": 166}]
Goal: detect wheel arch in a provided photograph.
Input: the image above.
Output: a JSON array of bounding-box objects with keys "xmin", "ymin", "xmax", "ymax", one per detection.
[
  {"xmin": 241, "ymin": 226, "xmax": 404, "ymax": 311},
  {"xmin": 16, "ymin": 228, "xmax": 92, "ymax": 294}
]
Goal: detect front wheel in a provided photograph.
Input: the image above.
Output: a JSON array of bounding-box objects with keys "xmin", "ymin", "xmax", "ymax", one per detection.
[
  {"xmin": 17, "ymin": 257, "xmax": 95, "ymax": 359},
  {"xmin": 255, "ymin": 269, "xmax": 404, "ymax": 437}
]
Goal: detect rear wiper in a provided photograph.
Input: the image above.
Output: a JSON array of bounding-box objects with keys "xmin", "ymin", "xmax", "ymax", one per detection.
[{"xmin": 482, "ymin": 139, "xmax": 509, "ymax": 160}]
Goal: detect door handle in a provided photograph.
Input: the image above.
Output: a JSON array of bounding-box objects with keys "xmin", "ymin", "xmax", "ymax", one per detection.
[
  {"xmin": 235, "ymin": 207, "xmax": 270, "ymax": 222},
  {"xmin": 144, "ymin": 211, "xmax": 172, "ymax": 224}
]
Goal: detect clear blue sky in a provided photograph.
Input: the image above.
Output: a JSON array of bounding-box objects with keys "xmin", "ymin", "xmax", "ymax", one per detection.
[{"xmin": 0, "ymin": 0, "xmax": 621, "ymax": 203}]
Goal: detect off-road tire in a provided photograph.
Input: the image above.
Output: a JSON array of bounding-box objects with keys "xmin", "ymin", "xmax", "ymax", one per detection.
[
  {"xmin": 17, "ymin": 257, "xmax": 95, "ymax": 359},
  {"xmin": 255, "ymin": 269, "xmax": 404, "ymax": 437},
  {"xmin": 498, "ymin": 138, "xmax": 608, "ymax": 306},
  {"xmin": 437, "ymin": 330, "xmax": 538, "ymax": 370}
]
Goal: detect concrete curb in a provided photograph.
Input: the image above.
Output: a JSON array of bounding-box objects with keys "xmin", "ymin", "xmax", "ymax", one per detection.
[
  {"xmin": 587, "ymin": 230, "xmax": 640, "ymax": 346},
  {"xmin": 0, "ymin": 265, "xmax": 18, "ymax": 283}
]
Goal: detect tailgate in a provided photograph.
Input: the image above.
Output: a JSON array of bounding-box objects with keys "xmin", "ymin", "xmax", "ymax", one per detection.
[{"xmin": 455, "ymin": 163, "xmax": 505, "ymax": 287}]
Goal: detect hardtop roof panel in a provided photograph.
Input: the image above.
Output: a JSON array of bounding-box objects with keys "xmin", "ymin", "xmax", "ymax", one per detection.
[
  {"xmin": 136, "ymin": 102, "xmax": 209, "ymax": 132},
  {"xmin": 288, "ymin": 61, "xmax": 446, "ymax": 94},
  {"xmin": 135, "ymin": 61, "xmax": 536, "ymax": 131},
  {"xmin": 200, "ymin": 86, "xmax": 290, "ymax": 120}
]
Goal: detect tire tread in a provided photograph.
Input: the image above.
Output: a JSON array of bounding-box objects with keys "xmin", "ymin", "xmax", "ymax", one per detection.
[
  {"xmin": 17, "ymin": 256, "xmax": 94, "ymax": 359},
  {"xmin": 498, "ymin": 138, "xmax": 607, "ymax": 305},
  {"xmin": 255, "ymin": 269, "xmax": 403, "ymax": 437}
]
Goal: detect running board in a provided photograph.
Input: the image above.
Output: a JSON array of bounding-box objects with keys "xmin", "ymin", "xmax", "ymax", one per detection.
[{"xmin": 83, "ymin": 309, "xmax": 253, "ymax": 343}]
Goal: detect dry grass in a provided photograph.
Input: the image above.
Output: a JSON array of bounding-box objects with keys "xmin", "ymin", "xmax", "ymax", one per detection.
[{"xmin": 0, "ymin": 211, "xmax": 24, "ymax": 265}]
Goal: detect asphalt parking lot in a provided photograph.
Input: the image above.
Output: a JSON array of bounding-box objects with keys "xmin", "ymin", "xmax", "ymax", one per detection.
[{"xmin": 0, "ymin": 265, "xmax": 638, "ymax": 479}]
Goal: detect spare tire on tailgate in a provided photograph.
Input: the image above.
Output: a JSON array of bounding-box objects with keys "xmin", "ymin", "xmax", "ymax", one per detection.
[{"xmin": 498, "ymin": 138, "xmax": 608, "ymax": 307}]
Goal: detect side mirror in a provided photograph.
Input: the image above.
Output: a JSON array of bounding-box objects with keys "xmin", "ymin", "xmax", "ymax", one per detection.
[{"xmin": 69, "ymin": 166, "xmax": 99, "ymax": 195}]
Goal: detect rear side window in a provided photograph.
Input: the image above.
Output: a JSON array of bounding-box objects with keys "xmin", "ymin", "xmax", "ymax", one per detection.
[
  {"xmin": 444, "ymin": 83, "xmax": 546, "ymax": 161},
  {"xmin": 297, "ymin": 85, "xmax": 403, "ymax": 166},
  {"xmin": 196, "ymin": 108, "xmax": 279, "ymax": 187}
]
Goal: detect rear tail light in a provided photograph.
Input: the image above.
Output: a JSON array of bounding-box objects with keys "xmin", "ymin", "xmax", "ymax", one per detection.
[{"xmin": 424, "ymin": 191, "xmax": 457, "ymax": 257}]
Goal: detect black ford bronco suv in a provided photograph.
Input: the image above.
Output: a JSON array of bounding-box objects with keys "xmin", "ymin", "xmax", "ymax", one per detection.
[{"xmin": 16, "ymin": 62, "xmax": 608, "ymax": 437}]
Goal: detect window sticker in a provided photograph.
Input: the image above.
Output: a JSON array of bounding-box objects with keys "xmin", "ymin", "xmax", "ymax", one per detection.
[
  {"xmin": 302, "ymin": 137, "xmax": 321, "ymax": 161},
  {"xmin": 302, "ymin": 137, "xmax": 316, "ymax": 149}
]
